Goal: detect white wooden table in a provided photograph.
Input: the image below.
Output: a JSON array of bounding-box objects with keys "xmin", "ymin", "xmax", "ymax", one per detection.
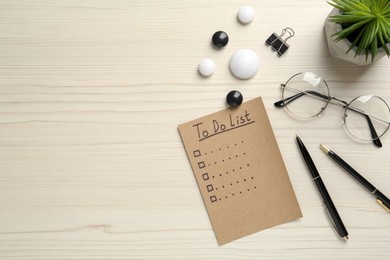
[{"xmin": 0, "ymin": 1, "xmax": 389, "ymax": 259}]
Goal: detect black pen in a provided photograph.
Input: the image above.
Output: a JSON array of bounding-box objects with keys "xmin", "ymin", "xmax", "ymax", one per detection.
[
  {"xmin": 296, "ymin": 136, "xmax": 349, "ymax": 240},
  {"xmin": 320, "ymin": 145, "xmax": 390, "ymax": 213}
]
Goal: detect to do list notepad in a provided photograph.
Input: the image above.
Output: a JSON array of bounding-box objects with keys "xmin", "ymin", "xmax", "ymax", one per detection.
[{"xmin": 178, "ymin": 97, "xmax": 302, "ymax": 245}]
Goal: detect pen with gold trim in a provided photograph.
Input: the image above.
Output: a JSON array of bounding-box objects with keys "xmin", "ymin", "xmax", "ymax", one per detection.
[{"xmin": 320, "ymin": 145, "xmax": 390, "ymax": 213}]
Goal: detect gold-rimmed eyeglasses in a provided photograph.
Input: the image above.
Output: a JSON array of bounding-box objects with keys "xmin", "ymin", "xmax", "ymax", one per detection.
[{"xmin": 274, "ymin": 72, "xmax": 390, "ymax": 147}]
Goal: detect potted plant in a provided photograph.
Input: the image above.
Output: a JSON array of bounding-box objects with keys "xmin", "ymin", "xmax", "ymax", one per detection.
[{"xmin": 324, "ymin": 0, "xmax": 390, "ymax": 65}]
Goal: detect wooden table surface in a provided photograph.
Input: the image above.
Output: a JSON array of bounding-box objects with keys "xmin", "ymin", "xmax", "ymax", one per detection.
[{"xmin": 1, "ymin": 1, "xmax": 389, "ymax": 259}]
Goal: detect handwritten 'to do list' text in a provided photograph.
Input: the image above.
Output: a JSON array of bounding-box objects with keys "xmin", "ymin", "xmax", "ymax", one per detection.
[{"xmin": 192, "ymin": 110, "xmax": 255, "ymax": 141}]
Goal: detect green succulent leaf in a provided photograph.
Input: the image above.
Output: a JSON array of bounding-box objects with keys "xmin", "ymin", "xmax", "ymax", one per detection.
[
  {"xmin": 332, "ymin": 19, "xmax": 371, "ymax": 41},
  {"xmin": 328, "ymin": 0, "xmax": 390, "ymax": 61}
]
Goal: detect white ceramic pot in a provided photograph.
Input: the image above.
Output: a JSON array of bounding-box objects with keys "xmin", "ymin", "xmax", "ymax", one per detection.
[{"xmin": 324, "ymin": 8, "xmax": 388, "ymax": 65}]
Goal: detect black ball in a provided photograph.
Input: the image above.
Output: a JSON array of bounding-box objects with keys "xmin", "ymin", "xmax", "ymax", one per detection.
[
  {"xmin": 212, "ymin": 31, "xmax": 229, "ymax": 48},
  {"xmin": 226, "ymin": 90, "xmax": 243, "ymax": 107}
]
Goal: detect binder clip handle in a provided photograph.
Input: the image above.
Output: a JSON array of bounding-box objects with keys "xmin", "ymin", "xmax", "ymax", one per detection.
[{"xmin": 265, "ymin": 27, "xmax": 295, "ymax": 57}]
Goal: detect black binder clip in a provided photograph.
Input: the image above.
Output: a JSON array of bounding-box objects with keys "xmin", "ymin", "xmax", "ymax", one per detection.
[{"xmin": 265, "ymin": 27, "xmax": 295, "ymax": 56}]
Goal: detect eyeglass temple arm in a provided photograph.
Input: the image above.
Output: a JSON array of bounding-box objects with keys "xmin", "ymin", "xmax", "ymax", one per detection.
[
  {"xmin": 364, "ymin": 114, "xmax": 382, "ymax": 147},
  {"xmin": 274, "ymin": 89, "xmax": 330, "ymax": 107},
  {"xmin": 274, "ymin": 89, "xmax": 383, "ymax": 148}
]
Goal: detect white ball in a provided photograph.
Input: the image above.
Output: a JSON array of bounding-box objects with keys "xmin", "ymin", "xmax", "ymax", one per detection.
[
  {"xmin": 229, "ymin": 49, "xmax": 259, "ymax": 79},
  {"xmin": 198, "ymin": 58, "xmax": 215, "ymax": 77},
  {"xmin": 237, "ymin": 6, "xmax": 255, "ymax": 24}
]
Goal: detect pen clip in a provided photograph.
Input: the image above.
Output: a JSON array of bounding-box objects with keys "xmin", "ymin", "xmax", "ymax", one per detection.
[
  {"xmin": 323, "ymin": 203, "xmax": 348, "ymax": 240},
  {"xmin": 376, "ymin": 198, "xmax": 390, "ymax": 213}
]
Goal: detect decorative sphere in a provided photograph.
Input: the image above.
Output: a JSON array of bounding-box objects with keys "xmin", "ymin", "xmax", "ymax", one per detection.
[
  {"xmin": 198, "ymin": 58, "xmax": 215, "ymax": 77},
  {"xmin": 212, "ymin": 31, "xmax": 229, "ymax": 48},
  {"xmin": 226, "ymin": 90, "xmax": 243, "ymax": 107},
  {"xmin": 237, "ymin": 6, "xmax": 255, "ymax": 24},
  {"xmin": 229, "ymin": 49, "xmax": 259, "ymax": 79}
]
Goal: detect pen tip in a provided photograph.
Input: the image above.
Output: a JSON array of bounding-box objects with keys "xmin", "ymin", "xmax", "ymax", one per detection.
[{"xmin": 320, "ymin": 144, "xmax": 330, "ymax": 154}]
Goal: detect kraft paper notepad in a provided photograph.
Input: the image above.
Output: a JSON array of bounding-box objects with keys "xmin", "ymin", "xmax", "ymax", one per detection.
[{"xmin": 178, "ymin": 97, "xmax": 302, "ymax": 245}]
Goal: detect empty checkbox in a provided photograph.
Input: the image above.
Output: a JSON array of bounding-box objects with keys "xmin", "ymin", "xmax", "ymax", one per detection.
[
  {"xmin": 193, "ymin": 150, "xmax": 201, "ymax": 157},
  {"xmin": 198, "ymin": 161, "xmax": 205, "ymax": 169}
]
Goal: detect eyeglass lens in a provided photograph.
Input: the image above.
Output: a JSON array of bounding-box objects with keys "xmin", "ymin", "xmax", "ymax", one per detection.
[
  {"xmin": 282, "ymin": 72, "xmax": 330, "ymax": 119},
  {"xmin": 345, "ymin": 95, "xmax": 390, "ymax": 141}
]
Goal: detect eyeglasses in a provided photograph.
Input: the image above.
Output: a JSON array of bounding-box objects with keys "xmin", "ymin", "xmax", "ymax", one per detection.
[{"xmin": 274, "ymin": 72, "xmax": 390, "ymax": 147}]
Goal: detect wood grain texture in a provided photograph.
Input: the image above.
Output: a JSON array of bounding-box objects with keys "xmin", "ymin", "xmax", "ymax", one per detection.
[{"xmin": 0, "ymin": 0, "xmax": 389, "ymax": 259}]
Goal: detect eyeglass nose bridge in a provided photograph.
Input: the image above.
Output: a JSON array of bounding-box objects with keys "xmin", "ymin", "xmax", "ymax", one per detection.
[{"xmin": 330, "ymin": 96, "xmax": 348, "ymax": 106}]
